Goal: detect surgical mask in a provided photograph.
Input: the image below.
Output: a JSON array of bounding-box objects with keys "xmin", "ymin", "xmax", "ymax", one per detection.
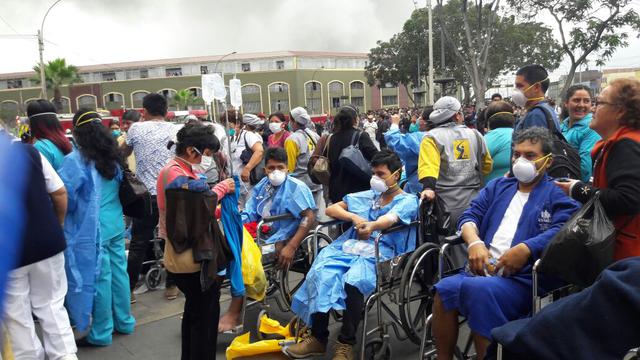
[
  {"xmin": 269, "ymin": 122, "xmax": 283, "ymax": 134},
  {"xmin": 512, "ymin": 154, "xmax": 551, "ymax": 183},
  {"xmin": 112, "ymin": 129, "xmax": 121, "ymax": 137},
  {"xmin": 369, "ymin": 169, "xmax": 400, "ymax": 193},
  {"xmin": 268, "ymin": 169, "xmax": 286, "ymax": 187},
  {"xmin": 229, "ymin": 128, "xmax": 236, "ymax": 136},
  {"xmin": 512, "ymin": 78, "xmax": 548, "ymax": 108},
  {"xmin": 193, "ymin": 155, "xmax": 213, "ymax": 174}
]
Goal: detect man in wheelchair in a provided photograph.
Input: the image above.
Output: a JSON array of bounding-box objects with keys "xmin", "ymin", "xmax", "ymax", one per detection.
[
  {"xmin": 219, "ymin": 147, "xmax": 317, "ymax": 332},
  {"xmin": 431, "ymin": 127, "xmax": 581, "ymax": 360},
  {"xmin": 287, "ymin": 149, "xmax": 419, "ymax": 360}
]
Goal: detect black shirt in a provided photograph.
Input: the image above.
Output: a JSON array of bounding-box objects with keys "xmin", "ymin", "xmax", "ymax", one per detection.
[{"xmin": 327, "ymin": 128, "xmax": 379, "ymax": 203}]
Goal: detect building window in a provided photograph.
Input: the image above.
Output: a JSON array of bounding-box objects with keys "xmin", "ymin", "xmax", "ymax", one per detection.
[
  {"xmin": 77, "ymin": 95, "xmax": 97, "ymax": 110},
  {"xmin": 276, "ymin": 60, "xmax": 285, "ymax": 70},
  {"xmin": 131, "ymin": 91, "xmax": 149, "ymax": 108},
  {"xmin": 243, "ymin": 101, "xmax": 261, "ymax": 114},
  {"xmin": 140, "ymin": 69, "xmax": 149, "ymax": 78},
  {"xmin": 271, "ymin": 99, "xmax": 289, "ymax": 113},
  {"xmin": 7, "ymin": 79, "xmax": 23, "ymax": 89},
  {"xmin": 241, "ymin": 63, "xmax": 251, "ymax": 72},
  {"xmin": 241, "ymin": 85, "xmax": 260, "ymax": 95},
  {"xmin": 329, "ymin": 82, "xmax": 344, "ymax": 93},
  {"xmin": 351, "ymin": 96, "xmax": 364, "ymax": 108},
  {"xmin": 332, "ymin": 97, "xmax": 341, "ymax": 108},
  {"xmin": 165, "ymin": 67, "xmax": 182, "ymax": 77},
  {"xmin": 350, "ymin": 81, "xmax": 364, "ymax": 90},
  {"xmin": 200, "ymin": 65, "xmax": 208, "ymax": 74},
  {"xmin": 307, "ymin": 98, "xmax": 322, "ymax": 114},
  {"xmin": 269, "ymin": 82, "xmax": 288, "ymax": 93},
  {"xmin": 102, "ymin": 72, "xmax": 116, "ymax": 81},
  {"xmin": 190, "ymin": 88, "xmax": 201, "ymax": 97},
  {"xmin": 382, "ymin": 95, "xmax": 398, "ymax": 106}
]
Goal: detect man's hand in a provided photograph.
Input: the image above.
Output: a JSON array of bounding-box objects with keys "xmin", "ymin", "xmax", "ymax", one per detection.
[
  {"xmin": 391, "ymin": 114, "xmax": 401, "ymax": 126},
  {"xmin": 241, "ymin": 168, "xmax": 250, "ymax": 183},
  {"xmin": 350, "ymin": 214, "xmax": 367, "ymax": 228},
  {"xmin": 356, "ymin": 222, "xmax": 375, "ymax": 240},
  {"xmin": 420, "ymin": 189, "xmax": 436, "ymax": 201},
  {"xmin": 554, "ymin": 179, "xmax": 578, "ymax": 196},
  {"xmin": 277, "ymin": 244, "xmax": 296, "ymax": 269},
  {"xmin": 468, "ymin": 242, "xmax": 490, "ymax": 276},
  {"xmin": 495, "ymin": 243, "xmax": 531, "ymax": 277}
]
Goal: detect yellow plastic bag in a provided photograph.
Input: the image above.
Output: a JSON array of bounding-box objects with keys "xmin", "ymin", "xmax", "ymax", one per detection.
[
  {"xmin": 2, "ymin": 324, "xmax": 15, "ymax": 360},
  {"xmin": 226, "ymin": 315, "xmax": 295, "ymax": 360},
  {"xmin": 241, "ymin": 227, "xmax": 267, "ymax": 301}
]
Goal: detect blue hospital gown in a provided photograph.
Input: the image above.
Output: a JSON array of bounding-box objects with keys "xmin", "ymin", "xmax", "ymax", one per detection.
[{"xmin": 291, "ymin": 190, "xmax": 418, "ymax": 325}]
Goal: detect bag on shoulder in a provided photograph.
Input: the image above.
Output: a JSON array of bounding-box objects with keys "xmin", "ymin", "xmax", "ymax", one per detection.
[
  {"xmin": 239, "ymin": 132, "xmax": 265, "ymax": 185},
  {"xmin": 309, "ymin": 134, "xmax": 331, "ymax": 186},
  {"xmin": 119, "ymin": 168, "xmax": 151, "ymax": 218},
  {"xmin": 339, "ymin": 131, "xmax": 372, "ymax": 181},
  {"xmin": 534, "ymin": 105, "xmax": 581, "ymax": 180}
]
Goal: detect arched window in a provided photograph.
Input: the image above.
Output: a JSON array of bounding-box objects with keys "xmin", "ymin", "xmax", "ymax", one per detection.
[
  {"xmin": 268, "ymin": 82, "xmax": 290, "ymax": 113},
  {"xmin": 131, "ymin": 90, "xmax": 150, "ymax": 108},
  {"xmin": 328, "ymin": 81, "xmax": 345, "ymax": 109},
  {"xmin": 0, "ymin": 101, "xmax": 18, "ymax": 120},
  {"xmin": 241, "ymin": 84, "xmax": 262, "ymax": 114},
  {"xmin": 304, "ymin": 81, "xmax": 323, "ymax": 115},
  {"xmin": 76, "ymin": 94, "xmax": 97, "ymax": 110},
  {"xmin": 349, "ymin": 81, "xmax": 366, "ymax": 110},
  {"xmin": 103, "ymin": 92, "xmax": 125, "ymax": 110}
]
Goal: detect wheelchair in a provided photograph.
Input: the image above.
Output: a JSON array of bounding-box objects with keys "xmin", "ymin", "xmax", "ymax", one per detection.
[
  {"xmin": 418, "ymin": 235, "xmax": 578, "ymax": 360},
  {"xmin": 301, "ymin": 199, "xmax": 446, "ymax": 360},
  {"xmin": 221, "ymin": 213, "xmax": 333, "ymax": 337}
]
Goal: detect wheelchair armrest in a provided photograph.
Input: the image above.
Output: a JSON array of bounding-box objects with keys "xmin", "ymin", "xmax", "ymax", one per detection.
[
  {"xmin": 443, "ymin": 234, "xmax": 464, "ymax": 246},
  {"xmin": 316, "ymin": 217, "xmax": 349, "ymax": 228},
  {"xmin": 381, "ymin": 220, "xmax": 419, "ymax": 235},
  {"xmin": 262, "ymin": 213, "xmax": 295, "ymax": 223}
]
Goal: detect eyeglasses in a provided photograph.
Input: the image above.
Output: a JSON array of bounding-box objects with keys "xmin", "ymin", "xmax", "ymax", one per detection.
[{"xmin": 594, "ymin": 100, "xmax": 620, "ymax": 108}]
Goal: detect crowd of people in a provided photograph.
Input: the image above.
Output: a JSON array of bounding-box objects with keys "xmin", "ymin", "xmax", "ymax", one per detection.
[{"xmin": 0, "ymin": 62, "xmax": 639, "ymax": 360}]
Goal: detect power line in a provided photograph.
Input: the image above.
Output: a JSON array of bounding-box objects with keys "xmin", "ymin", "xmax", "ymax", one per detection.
[{"xmin": 0, "ymin": 13, "xmax": 19, "ymax": 34}]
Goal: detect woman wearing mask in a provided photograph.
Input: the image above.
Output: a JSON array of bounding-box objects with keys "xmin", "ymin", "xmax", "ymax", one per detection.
[
  {"xmin": 560, "ymin": 85, "xmax": 601, "ymax": 182},
  {"xmin": 229, "ymin": 111, "xmax": 265, "ymax": 208},
  {"xmin": 157, "ymin": 123, "xmax": 235, "ymax": 359},
  {"xmin": 327, "ymin": 105, "xmax": 379, "ymax": 204},
  {"xmin": 483, "ymin": 101, "xmax": 515, "ymax": 183},
  {"xmin": 109, "ymin": 119, "xmax": 122, "ymax": 139},
  {"xmin": 58, "ymin": 109, "xmax": 135, "ymax": 345},
  {"xmin": 556, "ymin": 78, "xmax": 640, "ymax": 260},
  {"xmin": 26, "ymin": 99, "xmax": 73, "ymax": 170},
  {"xmin": 267, "ymin": 112, "xmax": 290, "ymax": 148}
]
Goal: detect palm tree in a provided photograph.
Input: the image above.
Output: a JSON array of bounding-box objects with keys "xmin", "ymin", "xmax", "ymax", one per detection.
[
  {"xmin": 173, "ymin": 89, "xmax": 198, "ymax": 110},
  {"xmin": 32, "ymin": 58, "xmax": 81, "ymax": 113}
]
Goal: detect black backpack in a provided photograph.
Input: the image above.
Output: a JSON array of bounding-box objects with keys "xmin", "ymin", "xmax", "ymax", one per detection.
[{"xmin": 534, "ymin": 105, "xmax": 581, "ymax": 180}]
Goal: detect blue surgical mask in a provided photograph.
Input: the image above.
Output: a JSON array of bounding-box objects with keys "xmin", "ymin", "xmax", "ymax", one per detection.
[
  {"xmin": 229, "ymin": 128, "xmax": 236, "ymax": 136},
  {"xmin": 112, "ymin": 130, "xmax": 121, "ymax": 137}
]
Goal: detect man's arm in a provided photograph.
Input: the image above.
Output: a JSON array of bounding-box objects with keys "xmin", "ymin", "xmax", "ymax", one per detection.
[
  {"xmin": 50, "ymin": 187, "xmax": 68, "ymax": 226},
  {"xmin": 418, "ymin": 136, "xmax": 440, "ymax": 200},
  {"xmin": 325, "ymin": 201, "xmax": 366, "ymax": 226},
  {"xmin": 39, "ymin": 153, "xmax": 67, "ymax": 225},
  {"xmin": 277, "ymin": 209, "xmax": 315, "ymax": 268}
]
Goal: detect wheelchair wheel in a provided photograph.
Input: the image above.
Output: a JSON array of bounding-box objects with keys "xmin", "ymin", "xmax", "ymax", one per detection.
[
  {"xmin": 279, "ymin": 232, "xmax": 333, "ymax": 307},
  {"xmin": 398, "ymin": 243, "xmax": 445, "ymax": 344},
  {"xmin": 363, "ymin": 338, "xmax": 391, "ymax": 360},
  {"xmin": 145, "ymin": 266, "xmax": 165, "ymax": 291}
]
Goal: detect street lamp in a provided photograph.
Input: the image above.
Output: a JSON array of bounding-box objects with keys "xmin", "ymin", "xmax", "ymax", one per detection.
[{"xmin": 38, "ymin": 0, "xmax": 64, "ymax": 99}]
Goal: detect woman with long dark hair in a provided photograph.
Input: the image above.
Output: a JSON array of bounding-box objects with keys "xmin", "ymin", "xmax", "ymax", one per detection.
[
  {"xmin": 58, "ymin": 108, "xmax": 135, "ymax": 346},
  {"xmin": 27, "ymin": 99, "xmax": 72, "ymax": 170}
]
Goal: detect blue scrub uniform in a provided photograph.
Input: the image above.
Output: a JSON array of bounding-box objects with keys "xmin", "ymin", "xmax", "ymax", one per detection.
[
  {"xmin": 291, "ymin": 190, "xmax": 418, "ymax": 325},
  {"xmin": 384, "ymin": 127, "xmax": 426, "ymax": 194}
]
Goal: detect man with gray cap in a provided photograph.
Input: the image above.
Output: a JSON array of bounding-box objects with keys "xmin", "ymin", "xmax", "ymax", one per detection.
[
  {"xmin": 285, "ymin": 107, "xmax": 324, "ymax": 214},
  {"xmin": 230, "ymin": 112, "xmax": 265, "ymax": 208},
  {"xmin": 418, "ymin": 96, "xmax": 493, "ymax": 224}
]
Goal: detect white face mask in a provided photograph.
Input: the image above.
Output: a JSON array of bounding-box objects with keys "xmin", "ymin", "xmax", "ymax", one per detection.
[
  {"xmin": 512, "ymin": 155, "xmax": 550, "ymax": 184},
  {"xmin": 269, "ymin": 122, "xmax": 283, "ymax": 134},
  {"xmin": 370, "ymin": 175, "xmax": 389, "ymax": 193},
  {"xmin": 511, "ymin": 89, "xmax": 527, "ymax": 108},
  {"xmin": 268, "ymin": 169, "xmax": 286, "ymax": 187}
]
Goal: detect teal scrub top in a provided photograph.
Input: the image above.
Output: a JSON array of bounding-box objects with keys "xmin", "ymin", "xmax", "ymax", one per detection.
[
  {"xmin": 99, "ymin": 175, "xmax": 125, "ymax": 241},
  {"xmin": 484, "ymin": 127, "xmax": 514, "ymax": 184},
  {"xmin": 34, "ymin": 139, "xmax": 65, "ymax": 171}
]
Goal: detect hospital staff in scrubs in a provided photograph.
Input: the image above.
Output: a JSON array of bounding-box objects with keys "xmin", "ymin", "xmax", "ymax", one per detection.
[
  {"xmin": 287, "ymin": 149, "xmax": 419, "ymax": 360},
  {"xmin": 59, "ymin": 110, "xmax": 135, "ymax": 345}
]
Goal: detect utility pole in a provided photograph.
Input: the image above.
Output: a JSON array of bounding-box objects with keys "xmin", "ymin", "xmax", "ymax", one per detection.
[
  {"xmin": 39, "ymin": 0, "xmax": 64, "ymax": 99},
  {"xmin": 427, "ymin": 0, "xmax": 434, "ymax": 105}
]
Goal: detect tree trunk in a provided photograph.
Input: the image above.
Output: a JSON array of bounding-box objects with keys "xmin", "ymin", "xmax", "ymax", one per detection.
[
  {"xmin": 560, "ymin": 61, "xmax": 579, "ymax": 100},
  {"xmin": 53, "ymin": 87, "xmax": 62, "ymax": 113},
  {"xmin": 404, "ymin": 84, "xmax": 417, "ymax": 107}
]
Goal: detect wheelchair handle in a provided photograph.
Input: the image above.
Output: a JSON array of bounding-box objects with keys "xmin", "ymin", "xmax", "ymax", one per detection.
[
  {"xmin": 443, "ymin": 234, "xmax": 465, "ymax": 246},
  {"xmin": 380, "ymin": 220, "xmax": 420, "ymax": 235},
  {"xmin": 262, "ymin": 213, "xmax": 295, "ymax": 223},
  {"xmin": 316, "ymin": 218, "xmax": 349, "ymax": 227}
]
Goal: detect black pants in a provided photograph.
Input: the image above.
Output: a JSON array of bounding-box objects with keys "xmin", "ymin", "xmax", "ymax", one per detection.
[
  {"xmin": 174, "ymin": 272, "xmax": 221, "ymax": 360},
  {"xmin": 311, "ymin": 284, "xmax": 365, "ymax": 345},
  {"xmin": 127, "ymin": 196, "xmax": 175, "ymax": 290}
]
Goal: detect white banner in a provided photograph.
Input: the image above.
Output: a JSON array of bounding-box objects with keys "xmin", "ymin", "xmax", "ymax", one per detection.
[{"xmin": 229, "ymin": 78, "xmax": 243, "ymax": 108}]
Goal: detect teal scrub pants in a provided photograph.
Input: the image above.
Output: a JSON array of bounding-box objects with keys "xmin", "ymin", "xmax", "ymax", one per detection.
[{"xmin": 88, "ymin": 233, "xmax": 136, "ymax": 345}]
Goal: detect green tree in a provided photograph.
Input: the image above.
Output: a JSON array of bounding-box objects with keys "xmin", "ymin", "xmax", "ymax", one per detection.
[
  {"xmin": 507, "ymin": 0, "xmax": 640, "ymax": 97},
  {"xmin": 173, "ymin": 89, "xmax": 198, "ymax": 110},
  {"xmin": 435, "ymin": 0, "xmax": 563, "ymax": 107},
  {"xmin": 32, "ymin": 58, "xmax": 80, "ymax": 113}
]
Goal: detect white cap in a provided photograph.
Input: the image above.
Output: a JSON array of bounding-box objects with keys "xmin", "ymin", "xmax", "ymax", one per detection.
[
  {"xmin": 242, "ymin": 113, "xmax": 264, "ymax": 126},
  {"xmin": 290, "ymin": 107, "xmax": 312, "ymax": 127},
  {"xmin": 429, "ymin": 96, "xmax": 461, "ymax": 124}
]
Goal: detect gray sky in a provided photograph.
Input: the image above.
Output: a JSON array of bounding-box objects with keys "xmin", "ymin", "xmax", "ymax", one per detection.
[{"xmin": 1, "ymin": 0, "xmax": 639, "ymax": 80}]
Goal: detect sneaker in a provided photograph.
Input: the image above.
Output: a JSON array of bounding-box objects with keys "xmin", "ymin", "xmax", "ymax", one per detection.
[
  {"xmin": 332, "ymin": 341, "xmax": 354, "ymax": 360},
  {"xmin": 133, "ymin": 283, "xmax": 149, "ymax": 295},
  {"xmin": 285, "ymin": 334, "xmax": 326, "ymax": 359},
  {"xmin": 165, "ymin": 286, "xmax": 179, "ymax": 300}
]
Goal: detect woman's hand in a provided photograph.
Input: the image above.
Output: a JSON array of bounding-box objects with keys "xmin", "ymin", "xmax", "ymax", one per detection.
[
  {"xmin": 554, "ymin": 178, "xmax": 578, "ymax": 196},
  {"xmin": 223, "ymin": 178, "xmax": 235, "ymax": 194},
  {"xmin": 241, "ymin": 168, "xmax": 251, "ymax": 183}
]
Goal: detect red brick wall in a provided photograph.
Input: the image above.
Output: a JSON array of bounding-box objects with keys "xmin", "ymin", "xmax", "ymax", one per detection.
[{"xmin": 68, "ymin": 84, "xmax": 103, "ymax": 112}]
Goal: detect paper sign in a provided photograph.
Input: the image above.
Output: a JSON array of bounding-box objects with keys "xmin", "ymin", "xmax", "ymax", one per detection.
[
  {"xmin": 229, "ymin": 78, "xmax": 243, "ymax": 108},
  {"xmin": 202, "ymin": 73, "xmax": 227, "ymax": 103}
]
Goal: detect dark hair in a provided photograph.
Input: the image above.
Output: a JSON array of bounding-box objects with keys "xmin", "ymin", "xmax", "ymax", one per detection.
[
  {"xmin": 264, "ymin": 147, "xmax": 288, "ymax": 164},
  {"xmin": 72, "ymin": 108, "xmax": 120, "ymax": 179},
  {"xmin": 610, "ymin": 78, "xmax": 640, "ymax": 129},
  {"xmin": 169, "ymin": 123, "xmax": 220, "ymax": 155},
  {"xmin": 421, "ymin": 106, "xmax": 434, "ymax": 121},
  {"xmin": 220, "ymin": 110, "xmax": 241, "ymax": 124},
  {"xmin": 27, "ymin": 99, "xmax": 72, "ymax": 155},
  {"xmin": 142, "ymin": 93, "xmax": 168, "ymax": 117},
  {"xmin": 516, "ymin": 64, "xmax": 550, "ymax": 93},
  {"xmin": 370, "ymin": 148, "xmax": 403, "ymax": 176},
  {"xmin": 491, "ymin": 93, "xmax": 503, "ymax": 100},
  {"xmin": 563, "ymin": 85, "xmax": 592, "ymax": 103},
  {"xmin": 333, "ymin": 104, "xmax": 359, "ymax": 133},
  {"xmin": 108, "ymin": 118, "xmax": 120, "ymax": 128},
  {"xmin": 485, "ymin": 101, "xmax": 515, "ymax": 130},
  {"xmin": 268, "ymin": 112, "xmax": 287, "ymax": 123},
  {"xmin": 122, "ymin": 109, "xmax": 141, "ymax": 122},
  {"xmin": 513, "ymin": 127, "xmax": 553, "ymax": 155}
]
